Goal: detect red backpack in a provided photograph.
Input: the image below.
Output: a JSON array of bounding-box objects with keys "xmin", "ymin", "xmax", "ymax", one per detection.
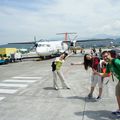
[{"xmin": 92, "ymin": 57, "xmax": 100, "ymax": 70}]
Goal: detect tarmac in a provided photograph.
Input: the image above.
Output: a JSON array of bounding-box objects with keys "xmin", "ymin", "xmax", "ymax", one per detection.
[{"xmin": 0, "ymin": 51, "xmax": 119, "ymax": 120}]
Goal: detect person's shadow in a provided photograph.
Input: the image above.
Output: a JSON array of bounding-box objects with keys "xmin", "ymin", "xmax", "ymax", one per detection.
[
  {"xmin": 43, "ymin": 87, "xmax": 55, "ymax": 90},
  {"xmin": 75, "ymin": 110, "xmax": 119, "ymax": 120},
  {"xmin": 67, "ymin": 96, "xmax": 97, "ymax": 102},
  {"xmin": 68, "ymin": 96, "xmax": 120, "ymax": 119}
]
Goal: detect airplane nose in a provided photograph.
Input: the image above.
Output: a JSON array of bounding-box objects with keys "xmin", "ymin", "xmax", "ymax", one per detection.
[{"xmin": 36, "ymin": 47, "xmax": 50, "ymax": 56}]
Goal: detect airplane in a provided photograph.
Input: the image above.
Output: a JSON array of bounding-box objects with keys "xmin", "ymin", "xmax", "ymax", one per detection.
[
  {"xmin": 35, "ymin": 40, "xmax": 68, "ymax": 57},
  {"xmin": 8, "ymin": 36, "xmax": 113, "ymax": 59},
  {"xmin": 8, "ymin": 39, "xmax": 69, "ymax": 59}
]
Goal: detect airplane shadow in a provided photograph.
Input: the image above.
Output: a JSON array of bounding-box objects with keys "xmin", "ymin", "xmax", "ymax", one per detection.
[{"xmin": 75, "ymin": 110, "xmax": 119, "ymax": 120}]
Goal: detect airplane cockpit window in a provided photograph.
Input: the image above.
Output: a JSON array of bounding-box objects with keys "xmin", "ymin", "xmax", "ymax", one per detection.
[
  {"xmin": 38, "ymin": 44, "xmax": 42, "ymax": 47},
  {"xmin": 38, "ymin": 44, "xmax": 50, "ymax": 47},
  {"xmin": 47, "ymin": 45, "xmax": 50, "ymax": 47}
]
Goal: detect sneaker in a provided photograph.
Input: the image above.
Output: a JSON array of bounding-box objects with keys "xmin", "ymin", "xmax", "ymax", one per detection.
[
  {"xmin": 112, "ymin": 110, "xmax": 120, "ymax": 115},
  {"xmin": 88, "ymin": 93, "xmax": 93, "ymax": 99},
  {"xmin": 54, "ymin": 86, "xmax": 59, "ymax": 90},
  {"xmin": 67, "ymin": 87, "xmax": 70, "ymax": 89},
  {"xmin": 96, "ymin": 96, "xmax": 101, "ymax": 100}
]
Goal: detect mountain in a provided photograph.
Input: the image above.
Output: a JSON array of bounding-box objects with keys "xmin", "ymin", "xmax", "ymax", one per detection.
[
  {"xmin": 0, "ymin": 43, "xmax": 33, "ymax": 49},
  {"xmin": 93, "ymin": 34, "xmax": 120, "ymax": 39}
]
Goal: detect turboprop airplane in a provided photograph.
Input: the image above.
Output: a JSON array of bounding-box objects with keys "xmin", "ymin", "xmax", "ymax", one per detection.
[
  {"xmin": 8, "ymin": 39, "xmax": 69, "ymax": 58},
  {"xmin": 8, "ymin": 37, "xmax": 113, "ymax": 58},
  {"xmin": 35, "ymin": 40, "xmax": 68, "ymax": 57}
]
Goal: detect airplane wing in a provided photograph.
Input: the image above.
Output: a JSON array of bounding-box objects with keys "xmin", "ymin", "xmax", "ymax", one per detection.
[
  {"xmin": 8, "ymin": 38, "xmax": 113, "ymax": 44},
  {"xmin": 8, "ymin": 39, "xmax": 58, "ymax": 44},
  {"xmin": 76, "ymin": 38, "xmax": 113, "ymax": 42},
  {"xmin": 8, "ymin": 42, "xmax": 35, "ymax": 44}
]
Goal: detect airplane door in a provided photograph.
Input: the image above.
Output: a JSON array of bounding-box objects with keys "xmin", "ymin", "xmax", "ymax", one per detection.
[{"xmin": 48, "ymin": 47, "xmax": 54, "ymax": 53}]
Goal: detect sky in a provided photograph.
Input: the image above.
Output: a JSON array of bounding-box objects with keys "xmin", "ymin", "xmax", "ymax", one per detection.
[{"xmin": 0, "ymin": 0, "xmax": 120, "ymax": 45}]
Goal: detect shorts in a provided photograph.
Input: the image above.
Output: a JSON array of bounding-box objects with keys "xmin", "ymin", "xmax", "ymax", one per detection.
[
  {"xmin": 91, "ymin": 74, "xmax": 103, "ymax": 88},
  {"xmin": 115, "ymin": 81, "xmax": 120, "ymax": 96}
]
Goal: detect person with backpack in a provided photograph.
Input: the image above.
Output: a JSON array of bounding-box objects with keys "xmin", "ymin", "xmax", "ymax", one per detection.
[
  {"xmin": 93, "ymin": 50, "xmax": 120, "ymax": 115},
  {"xmin": 51, "ymin": 52, "xmax": 70, "ymax": 90},
  {"xmin": 84, "ymin": 54, "xmax": 107, "ymax": 99},
  {"xmin": 71, "ymin": 54, "xmax": 106, "ymax": 100}
]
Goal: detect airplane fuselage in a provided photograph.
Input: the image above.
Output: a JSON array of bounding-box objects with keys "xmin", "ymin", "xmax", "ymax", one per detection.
[{"xmin": 36, "ymin": 41, "xmax": 68, "ymax": 57}]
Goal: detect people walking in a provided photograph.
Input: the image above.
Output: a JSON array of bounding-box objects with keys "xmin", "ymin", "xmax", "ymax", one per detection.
[{"xmin": 99, "ymin": 48, "xmax": 102, "ymax": 59}]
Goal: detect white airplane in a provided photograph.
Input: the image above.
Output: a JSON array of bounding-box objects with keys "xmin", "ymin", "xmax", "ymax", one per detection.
[
  {"xmin": 8, "ymin": 38, "xmax": 112, "ymax": 58},
  {"xmin": 9, "ymin": 40, "xmax": 69, "ymax": 58},
  {"xmin": 35, "ymin": 40, "xmax": 68, "ymax": 57}
]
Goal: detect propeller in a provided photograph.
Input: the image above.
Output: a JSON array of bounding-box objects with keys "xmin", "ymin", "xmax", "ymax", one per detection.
[{"xmin": 28, "ymin": 36, "xmax": 39, "ymax": 52}]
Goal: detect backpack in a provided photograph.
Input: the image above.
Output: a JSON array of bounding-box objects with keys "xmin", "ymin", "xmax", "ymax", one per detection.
[
  {"xmin": 112, "ymin": 59, "xmax": 120, "ymax": 71},
  {"xmin": 110, "ymin": 59, "xmax": 120, "ymax": 82},
  {"xmin": 51, "ymin": 61, "xmax": 56, "ymax": 71},
  {"xmin": 92, "ymin": 57, "xmax": 100, "ymax": 71},
  {"xmin": 109, "ymin": 50, "xmax": 120, "ymax": 59}
]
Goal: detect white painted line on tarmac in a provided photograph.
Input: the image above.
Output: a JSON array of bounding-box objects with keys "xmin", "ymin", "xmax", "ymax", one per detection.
[
  {"xmin": 0, "ymin": 83, "xmax": 28, "ymax": 88},
  {"xmin": 4, "ymin": 79, "xmax": 36, "ymax": 83},
  {"xmin": 0, "ymin": 89, "xmax": 18, "ymax": 94},
  {"xmin": 0, "ymin": 97, "xmax": 5, "ymax": 101},
  {"xmin": 12, "ymin": 77, "xmax": 42, "ymax": 79}
]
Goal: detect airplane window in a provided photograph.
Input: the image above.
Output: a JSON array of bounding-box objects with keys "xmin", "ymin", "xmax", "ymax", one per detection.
[
  {"xmin": 47, "ymin": 45, "xmax": 50, "ymax": 47},
  {"xmin": 38, "ymin": 44, "xmax": 50, "ymax": 47},
  {"xmin": 38, "ymin": 44, "xmax": 42, "ymax": 47},
  {"xmin": 38, "ymin": 44, "xmax": 45, "ymax": 47}
]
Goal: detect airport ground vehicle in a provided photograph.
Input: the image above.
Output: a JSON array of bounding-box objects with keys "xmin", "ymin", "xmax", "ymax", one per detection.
[
  {"xmin": 0, "ymin": 58, "xmax": 9, "ymax": 65},
  {"xmin": 10, "ymin": 52, "xmax": 22, "ymax": 62}
]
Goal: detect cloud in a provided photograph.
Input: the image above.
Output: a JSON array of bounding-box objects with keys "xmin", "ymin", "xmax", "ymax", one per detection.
[{"xmin": 0, "ymin": 0, "xmax": 120, "ymax": 44}]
